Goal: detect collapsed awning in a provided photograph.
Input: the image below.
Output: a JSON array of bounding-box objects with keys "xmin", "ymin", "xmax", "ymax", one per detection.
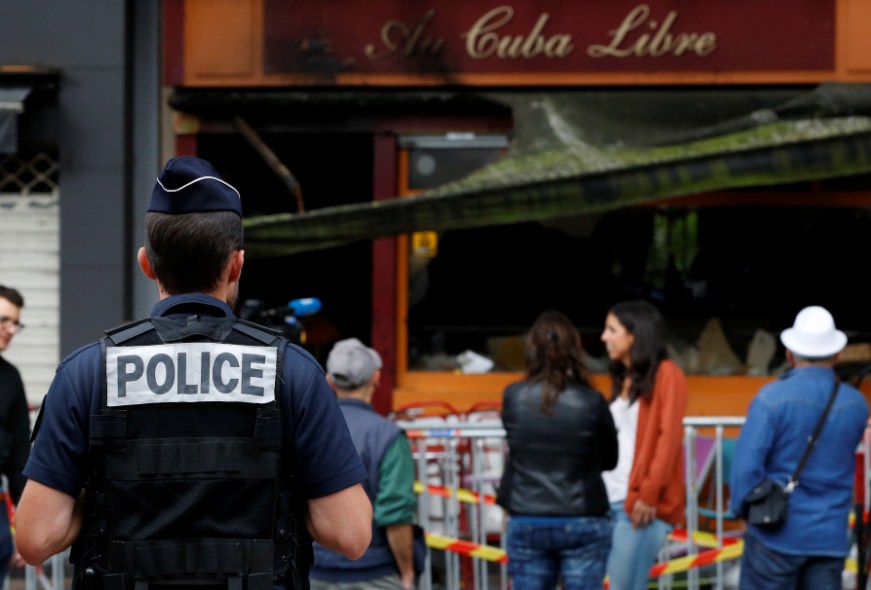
[
  {"xmin": 243, "ymin": 83, "xmax": 871, "ymax": 257},
  {"xmin": 0, "ymin": 87, "xmax": 32, "ymax": 154}
]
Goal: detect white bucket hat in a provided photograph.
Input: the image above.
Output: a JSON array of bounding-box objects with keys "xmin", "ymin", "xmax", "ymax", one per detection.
[{"xmin": 780, "ymin": 306, "xmax": 847, "ymax": 357}]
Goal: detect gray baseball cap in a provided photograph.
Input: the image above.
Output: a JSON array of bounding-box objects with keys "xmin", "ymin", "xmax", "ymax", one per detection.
[{"xmin": 326, "ymin": 338, "xmax": 382, "ymax": 389}]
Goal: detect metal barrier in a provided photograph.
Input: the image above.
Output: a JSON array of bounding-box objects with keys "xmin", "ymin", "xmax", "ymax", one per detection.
[
  {"xmin": 24, "ymin": 551, "xmax": 67, "ymax": 590},
  {"xmin": 398, "ymin": 418, "xmax": 750, "ymax": 590},
  {"xmin": 682, "ymin": 417, "xmax": 747, "ymax": 590},
  {"xmin": 399, "ymin": 416, "xmax": 508, "ymax": 590},
  {"xmin": 403, "ymin": 415, "xmax": 871, "ymax": 590},
  {"xmin": 682, "ymin": 417, "xmax": 871, "ymax": 590},
  {"xmin": 16, "ymin": 414, "xmax": 871, "ymax": 590}
]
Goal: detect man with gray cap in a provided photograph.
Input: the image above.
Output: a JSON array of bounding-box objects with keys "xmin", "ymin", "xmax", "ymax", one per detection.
[
  {"xmin": 730, "ymin": 305, "xmax": 868, "ymax": 589},
  {"xmin": 308, "ymin": 338, "xmax": 421, "ymax": 590},
  {"xmin": 14, "ymin": 156, "xmax": 372, "ymax": 590}
]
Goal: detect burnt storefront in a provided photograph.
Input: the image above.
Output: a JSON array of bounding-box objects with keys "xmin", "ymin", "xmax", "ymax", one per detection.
[{"xmin": 163, "ymin": 0, "xmax": 871, "ymax": 415}]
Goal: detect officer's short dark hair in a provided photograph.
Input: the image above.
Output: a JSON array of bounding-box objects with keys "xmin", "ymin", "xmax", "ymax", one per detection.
[
  {"xmin": 0, "ymin": 285, "xmax": 24, "ymax": 308},
  {"xmin": 144, "ymin": 210, "xmax": 243, "ymax": 295}
]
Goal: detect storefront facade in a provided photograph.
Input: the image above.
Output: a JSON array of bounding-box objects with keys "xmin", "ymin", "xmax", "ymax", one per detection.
[{"xmin": 163, "ymin": 0, "xmax": 871, "ymax": 415}]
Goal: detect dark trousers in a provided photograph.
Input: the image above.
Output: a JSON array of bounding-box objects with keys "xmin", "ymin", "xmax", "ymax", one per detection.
[{"xmin": 739, "ymin": 532, "xmax": 843, "ymax": 590}]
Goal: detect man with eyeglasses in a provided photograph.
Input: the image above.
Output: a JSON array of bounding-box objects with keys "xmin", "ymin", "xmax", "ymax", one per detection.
[{"xmin": 0, "ymin": 285, "xmax": 32, "ymax": 589}]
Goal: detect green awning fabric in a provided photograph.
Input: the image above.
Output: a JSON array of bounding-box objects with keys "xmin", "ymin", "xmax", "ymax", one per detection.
[{"xmin": 243, "ymin": 83, "xmax": 871, "ymax": 258}]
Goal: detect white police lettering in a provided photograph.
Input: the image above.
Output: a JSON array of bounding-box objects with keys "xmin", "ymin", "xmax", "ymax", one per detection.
[{"xmin": 106, "ymin": 343, "xmax": 277, "ymax": 407}]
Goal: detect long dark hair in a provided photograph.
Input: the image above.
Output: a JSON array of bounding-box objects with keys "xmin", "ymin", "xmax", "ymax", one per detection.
[
  {"xmin": 606, "ymin": 300, "xmax": 667, "ymax": 404},
  {"xmin": 525, "ymin": 309, "xmax": 591, "ymax": 414}
]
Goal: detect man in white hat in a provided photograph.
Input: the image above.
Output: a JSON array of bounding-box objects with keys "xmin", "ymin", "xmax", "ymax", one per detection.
[{"xmin": 730, "ymin": 305, "xmax": 869, "ymax": 589}]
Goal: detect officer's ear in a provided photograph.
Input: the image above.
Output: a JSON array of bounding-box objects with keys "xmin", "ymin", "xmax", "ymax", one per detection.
[
  {"xmin": 137, "ymin": 247, "xmax": 157, "ymax": 280},
  {"xmin": 227, "ymin": 249, "xmax": 244, "ymax": 283}
]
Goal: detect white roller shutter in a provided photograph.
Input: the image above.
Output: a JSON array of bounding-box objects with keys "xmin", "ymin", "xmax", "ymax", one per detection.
[{"xmin": 0, "ymin": 192, "xmax": 60, "ymax": 407}]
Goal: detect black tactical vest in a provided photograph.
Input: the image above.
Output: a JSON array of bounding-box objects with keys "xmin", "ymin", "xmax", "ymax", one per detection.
[{"xmin": 73, "ymin": 314, "xmax": 311, "ymax": 590}]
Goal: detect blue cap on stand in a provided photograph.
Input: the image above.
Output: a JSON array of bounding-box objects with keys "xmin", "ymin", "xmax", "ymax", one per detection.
[{"xmin": 149, "ymin": 156, "xmax": 242, "ymax": 216}]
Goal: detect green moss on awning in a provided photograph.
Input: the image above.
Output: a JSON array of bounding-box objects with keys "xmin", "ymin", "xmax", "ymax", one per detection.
[{"xmin": 244, "ymin": 85, "xmax": 871, "ymax": 257}]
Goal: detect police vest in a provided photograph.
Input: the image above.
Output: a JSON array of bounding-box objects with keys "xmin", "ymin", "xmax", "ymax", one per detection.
[{"xmin": 74, "ymin": 314, "xmax": 309, "ymax": 590}]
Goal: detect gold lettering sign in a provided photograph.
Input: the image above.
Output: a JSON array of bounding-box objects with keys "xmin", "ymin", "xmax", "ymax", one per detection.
[
  {"xmin": 462, "ymin": 6, "xmax": 574, "ymax": 60},
  {"xmin": 587, "ymin": 5, "xmax": 717, "ymax": 59},
  {"xmin": 363, "ymin": 4, "xmax": 716, "ymax": 63},
  {"xmin": 364, "ymin": 10, "xmax": 444, "ymax": 60}
]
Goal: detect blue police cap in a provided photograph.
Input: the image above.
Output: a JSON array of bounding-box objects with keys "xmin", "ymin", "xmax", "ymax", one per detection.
[{"xmin": 149, "ymin": 156, "xmax": 242, "ymax": 216}]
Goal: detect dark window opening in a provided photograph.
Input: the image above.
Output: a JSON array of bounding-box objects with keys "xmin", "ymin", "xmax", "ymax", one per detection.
[
  {"xmin": 197, "ymin": 132, "xmax": 374, "ymax": 365},
  {"xmin": 407, "ymin": 203, "xmax": 871, "ymax": 376}
]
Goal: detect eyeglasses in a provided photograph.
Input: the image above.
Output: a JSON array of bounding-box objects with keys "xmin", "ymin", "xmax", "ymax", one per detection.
[{"xmin": 0, "ymin": 316, "xmax": 24, "ymax": 332}]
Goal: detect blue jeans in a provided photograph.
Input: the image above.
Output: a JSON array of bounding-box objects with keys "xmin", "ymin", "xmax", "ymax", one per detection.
[
  {"xmin": 738, "ymin": 532, "xmax": 843, "ymax": 590},
  {"xmin": 506, "ymin": 515, "xmax": 611, "ymax": 590},
  {"xmin": 606, "ymin": 501, "xmax": 671, "ymax": 590}
]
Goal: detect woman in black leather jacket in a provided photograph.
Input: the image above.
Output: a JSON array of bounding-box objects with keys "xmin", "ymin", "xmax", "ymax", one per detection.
[{"xmin": 497, "ymin": 309, "xmax": 618, "ymax": 590}]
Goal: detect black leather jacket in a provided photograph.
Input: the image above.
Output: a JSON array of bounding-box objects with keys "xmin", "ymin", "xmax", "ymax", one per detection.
[{"xmin": 497, "ymin": 380, "xmax": 618, "ymax": 517}]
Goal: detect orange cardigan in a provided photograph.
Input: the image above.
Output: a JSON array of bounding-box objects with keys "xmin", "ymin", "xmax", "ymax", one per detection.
[{"xmin": 624, "ymin": 359, "xmax": 688, "ymax": 526}]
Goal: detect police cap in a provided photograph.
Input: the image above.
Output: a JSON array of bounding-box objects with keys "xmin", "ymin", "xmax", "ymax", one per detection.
[{"xmin": 149, "ymin": 156, "xmax": 242, "ymax": 216}]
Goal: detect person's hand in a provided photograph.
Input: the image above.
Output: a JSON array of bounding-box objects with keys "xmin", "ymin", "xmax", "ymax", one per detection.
[
  {"xmin": 630, "ymin": 499, "xmax": 656, "ymax": 529},
  {"xmin": 12, "ymin": 550, "xmax": 25, "ymax": 569},
  {"xmin": 8, "ymin": 541, "xmax": 26, "ymax": 569},
  {"xmin": 400, "ymin": 571, "xmax": 415, "ymax": 589}
]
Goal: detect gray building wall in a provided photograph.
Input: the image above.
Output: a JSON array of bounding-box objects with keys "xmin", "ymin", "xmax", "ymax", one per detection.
[{"xmin": 0, "ymin": 1, "xmax": 161, "ymax": 362}]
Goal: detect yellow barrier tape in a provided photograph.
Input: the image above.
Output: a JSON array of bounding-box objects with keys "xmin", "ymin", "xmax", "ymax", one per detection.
[
  {"xmin": 425, "ymin": 529, "xmax": 746, "ymax": 576},
  {"xmin": 653, "ymin": 541, "xmax": 744, "ymax": 576},
  {"xmin": 669, "ymin": 528, "xmax": 742, "ymax": 549},
  {"xmin": 416, "ymin": 487, "xmax": 865, "ymax": 577},
  {"xmin": 423, "ymin": 532, "xmax": 508, "ymax": 563},
  {"xmin": 414, "ymin": 481, "xmax": 495, "ymax": 505}
]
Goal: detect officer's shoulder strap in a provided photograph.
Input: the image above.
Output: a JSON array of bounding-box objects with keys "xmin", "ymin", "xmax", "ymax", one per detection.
[
  {"xmin": 102, "ymin": 318, "xmax": 156, "ymax": 346},
  {"xmin": 232, "ymin": 318, "xmax": 284, "ymax": 345},
  {"xmin": 98, "ymin": 319, "xmax": 156, "ymax": 410},
  {"xmin": 232, "ymin": 320, "xmax": 289, "ymax": 386},
  {"xmin": 101, "ymin": 317, "xmax": 284, "ymax": 346}
]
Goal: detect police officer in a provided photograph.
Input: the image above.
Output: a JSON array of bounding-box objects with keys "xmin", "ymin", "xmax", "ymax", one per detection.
[{"xmin": 14, "ymin": 156, "xmax": 373, "ymax": 590}]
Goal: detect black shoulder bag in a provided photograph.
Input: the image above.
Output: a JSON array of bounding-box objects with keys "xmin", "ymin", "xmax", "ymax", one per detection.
[{"xmin": 742, "ymin": 377, "xmax": 840, "ymax": 530}]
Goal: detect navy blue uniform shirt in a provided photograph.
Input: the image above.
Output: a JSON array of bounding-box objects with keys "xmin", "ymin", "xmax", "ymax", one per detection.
[{"xmin": 24, "ymin": 293, "xmax": 366, "ymax": 500}]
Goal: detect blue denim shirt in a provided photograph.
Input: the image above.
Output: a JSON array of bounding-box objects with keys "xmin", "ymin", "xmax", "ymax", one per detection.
[{"xmin": 729, "ymin": 366, "xmax": 868, "ymax": 556}]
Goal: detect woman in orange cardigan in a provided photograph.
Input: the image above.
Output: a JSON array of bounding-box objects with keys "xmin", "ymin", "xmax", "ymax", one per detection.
[{"xmin": 600, "ymin": 300, "xmax": 687, "ymax": 590}]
